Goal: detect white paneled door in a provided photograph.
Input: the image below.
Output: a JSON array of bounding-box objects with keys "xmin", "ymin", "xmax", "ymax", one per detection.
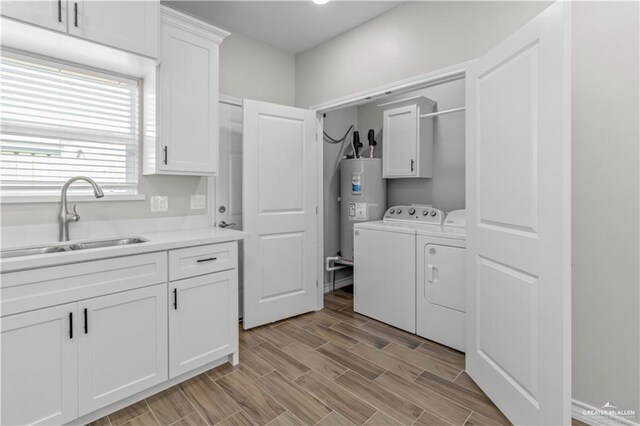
[
  {"xmin": 465, "ymin": 1, "xmax": 571, "ymax": 425},
  {"xmin": 243, "ymin": 99, "xmax": 318, "ymax": 329}
]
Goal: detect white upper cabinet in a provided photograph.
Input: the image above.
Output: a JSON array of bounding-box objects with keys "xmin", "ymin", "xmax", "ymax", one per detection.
[
  {"xmin": 381, "ymin": 96, "xmax": 435, "ymax": 178},
  {"xmin": 146, "ymin": 6, "xmax": 229, "ymax": 176},
  {"xmin": 1, "ymin": 0, "xmax": 159, "ymax": 58},
  {"xmin": 1, "ymin": 0, "xmax": 67, "ymax": 33},
  {"xmin": 68, "ymin": 0, "xmax": 159, "ymax": 58}
]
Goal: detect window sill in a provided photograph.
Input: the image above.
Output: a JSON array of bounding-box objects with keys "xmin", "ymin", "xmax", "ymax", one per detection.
[{"xmin": 0, "ymin": 194, "xmax": 147, "ymax": 204}]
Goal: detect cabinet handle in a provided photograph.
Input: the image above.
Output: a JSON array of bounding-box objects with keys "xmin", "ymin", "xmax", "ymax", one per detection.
[
  {"xmin": 173, "ymin": 288, "xmax": 178, "ymax": 310},
  {"xmin": 69, "ymin": 312, "xmax": 73, "ymax": 339},
  {"xmin": 196, "ymin": 257, "xmax": 217, "ymax": 263},
  {"xmin": 410, "ymin": 159, "xmax": 414, "ymax": 172},
  {"xmin": 73, "ymin": 2, "xmax": 78, "ymax": 27},
  {"xmin": 163, "ymin": 146, "xmax": 168, "ymax": 165},
  {"xmin": 83, "ymin": 308, "xmax": 88, "ymax": 334},
  {"xmin": 57, "ymin": 0, "xmax": 62, "ymax": 22}
]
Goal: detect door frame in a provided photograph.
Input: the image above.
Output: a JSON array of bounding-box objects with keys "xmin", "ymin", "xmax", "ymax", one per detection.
[
  {"xmin": 208, "ymin": 94, "xmax": 243, "ymax": 231},
  {"xmin": 309, "ymin": 59, "xmax": 475, "ymax": 311}
]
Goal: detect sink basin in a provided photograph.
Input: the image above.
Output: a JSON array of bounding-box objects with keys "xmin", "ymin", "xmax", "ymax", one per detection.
[
  {"xmin": 0, "ymin": 245, "xmax": 72, "ymax": 259},
  {"xmin": 68, "ymin": 237, "xmax": 148, "ymax": 251},
  {"xmin": 1, "ymin": 237, "xmax": 148, "ymax": 259}
]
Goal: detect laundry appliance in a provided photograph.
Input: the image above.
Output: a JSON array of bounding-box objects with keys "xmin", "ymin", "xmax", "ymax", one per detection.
[{"xmin": 353, "ymin": 205, "xmax": 466, "ymax": 351}]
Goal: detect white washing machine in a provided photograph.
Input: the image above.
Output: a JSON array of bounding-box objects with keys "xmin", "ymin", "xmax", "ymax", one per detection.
[
  {"xmin": 353, "ymin": 205, "xmax": 445, "ymax": 334},
  {"xmin": 353, "ymin": 205, "xmax": 466, "ymax": 349},
  {"xmin": 416, "ymin": 210, "xmax": 466, "ymax": 352}
]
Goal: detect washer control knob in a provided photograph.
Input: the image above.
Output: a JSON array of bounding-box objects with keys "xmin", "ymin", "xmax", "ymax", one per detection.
[
  {"xmin": 430, "ymin": 210, "xmax": 437, "ymax": 217},
  {"xmin": 408, "ymin": 208, "xmax": 416, "ymax": 215},
  {"xmin": 397, "ymin": 208, "xmax": 402, "ymax": 214},
  {"xmin": 389, "ymin": 208, "xmax": 395, "ymax": 214},
  {"xmin": 422, "ymin": 210, "xmax": 429, "ymax": 216}
]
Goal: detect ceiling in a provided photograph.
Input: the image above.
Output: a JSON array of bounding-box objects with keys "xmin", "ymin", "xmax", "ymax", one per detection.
[{"xmin": 162, "ymin": 1, "xmax": 403, "ymax": 54}]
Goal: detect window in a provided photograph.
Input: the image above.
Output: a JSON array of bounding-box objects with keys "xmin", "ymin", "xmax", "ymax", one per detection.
[{"xmin": 0, "ymin": 52, "xmax": 140, "ymax": 197}]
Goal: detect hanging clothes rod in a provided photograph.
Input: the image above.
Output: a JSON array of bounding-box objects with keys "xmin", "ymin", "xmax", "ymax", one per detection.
[{"xmin": 420, "ymin": 106, "xmax": 465, "ymax": 118}]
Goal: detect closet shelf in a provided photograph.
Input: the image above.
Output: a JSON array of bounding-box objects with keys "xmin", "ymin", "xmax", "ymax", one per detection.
[{"xmin": 420, "ymin": 106, "xmax": 465, "ymax": 118}]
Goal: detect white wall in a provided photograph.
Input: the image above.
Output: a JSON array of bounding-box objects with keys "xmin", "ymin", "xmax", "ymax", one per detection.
[
  {"xmin": 571, "ymin": 1, "xmax": 639, "ymax": 417},
  {"xmin": 356, "ymin": 78, "xmax": 465, "ymax": 212},
  {"xmin": 295, "ymin": 1, "xmax": 550, "ymax": 108},
  {"xmin": 0, "ymin": 175, "xmax": 207, "ymax": 228},
  {"xmin": 219, "ymin": 32, "xmax": 295, "ymax": 106},
  {"xmin": 299, "ymin": 0, "xmax": 640, "ymax": 419}
]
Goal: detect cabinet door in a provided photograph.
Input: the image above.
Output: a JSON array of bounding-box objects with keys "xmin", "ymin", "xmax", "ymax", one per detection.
[
  {"xmin": 159, "ymin": 20, "xmax": 219, "ymax": 174},
  {"xmin": 169, "ymin": 270, "xmax": 238, "ymax": 378},
  {"xmin": 383, "ymin": 105, "xmax": 418, "ymax": 177},
  {"xmin": 1, "ymin": 303, "xmax": 78, "ymax": 426},
  {"xmin": 1, "ymin": 0, "xmax": 67, "ymax": 32},
  {"xmin": 78, "ymin": 285, "xmax": 167, "ymax": 415},
  {"xmin": 67, "ymin": 0, "xmax": 159, "ymax": 58}
]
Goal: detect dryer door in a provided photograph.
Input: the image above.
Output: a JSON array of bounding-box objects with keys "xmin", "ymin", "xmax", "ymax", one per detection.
[
  {"xmin": 425, "ymin": 244, "xmax": 465, "ymax": 312},
  {"xmin": 417, "ymin": 239, "xmax": 466, "ymax": 352}
]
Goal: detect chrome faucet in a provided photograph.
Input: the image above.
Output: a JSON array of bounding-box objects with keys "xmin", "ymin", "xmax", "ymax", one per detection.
[{"xmin": 58, "ymin": 176, "xmax": 104, "ymax": 242}]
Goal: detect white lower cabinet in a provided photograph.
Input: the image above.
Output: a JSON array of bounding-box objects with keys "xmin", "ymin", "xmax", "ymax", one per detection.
[
  {"xmin": 1, "ymin": 303, "xmax": 78, "ymax": 426},
  {"xmin": 169, "ymin": 269, "xmax": 238, "ymax": 378},
  {"xmin": 1, "ymin": 240, "xmax": 240, "ymax": 424},
  {"xmin": 78, "ymin": 285, "xmax": 168, "ymax": 415}
]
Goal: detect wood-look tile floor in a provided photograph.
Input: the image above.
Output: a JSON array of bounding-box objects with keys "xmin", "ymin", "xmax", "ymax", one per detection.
[{"xmin": 90, "ymin": 289, "xmax": 574, "ymax": 426}]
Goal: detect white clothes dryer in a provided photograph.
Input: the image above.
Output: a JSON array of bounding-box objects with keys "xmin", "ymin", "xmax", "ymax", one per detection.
[{"xmin": 416, "ymin": 210, "xmax": 466, "ymax": 352}]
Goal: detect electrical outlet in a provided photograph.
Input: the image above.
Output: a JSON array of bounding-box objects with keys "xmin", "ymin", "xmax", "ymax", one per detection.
[
  {"xmin": 150, "ymin": 196, "xmax": 168, "ymax": 212},
  {"xmin": 190, "ymin": 194, "xmax": 206, "ymax": 210}
]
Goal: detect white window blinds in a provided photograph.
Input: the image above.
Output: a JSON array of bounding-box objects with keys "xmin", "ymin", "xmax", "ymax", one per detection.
[{"xmin": 0, "ymin": 52, "xmax": 140, "ymax": 196}]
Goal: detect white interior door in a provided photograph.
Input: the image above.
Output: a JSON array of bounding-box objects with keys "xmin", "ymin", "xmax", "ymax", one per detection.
[
  {"xmin": 243, "ymin": 99, "xmax": 318, "ymax": 329},
  {"xmin": 465, "ymin": 2, "xmax": 571, "ymax": 425},
  {"xmin": 216, "ymin": 100, "xmax": 244, "ymax": 316}
]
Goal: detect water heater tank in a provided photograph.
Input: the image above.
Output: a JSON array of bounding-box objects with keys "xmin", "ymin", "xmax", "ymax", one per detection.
[{"xmin": 340, "ymin": 158, "xmax": 386, "ymax": 261}]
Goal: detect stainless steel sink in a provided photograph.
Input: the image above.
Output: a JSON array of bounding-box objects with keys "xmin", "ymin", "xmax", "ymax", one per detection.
[
  {"xmin": 68, "ymin": 237, "xmax": 148, "ymax": 251},
  {"xmin": 0, "ymin": 237, "xmax": 148, "ymax": 259},
  {"xmin": 0, "ymin": 245, "xmax": 72, "ymax": 259}
]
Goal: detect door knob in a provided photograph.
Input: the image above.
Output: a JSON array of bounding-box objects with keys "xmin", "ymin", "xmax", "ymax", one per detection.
[{"xmin": 219, "ymin": 220, "xmax": 236, "ymax": 228}]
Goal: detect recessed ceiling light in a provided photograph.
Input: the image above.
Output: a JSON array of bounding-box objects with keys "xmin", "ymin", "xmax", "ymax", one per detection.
[{"xmin": 312, "ymin": 0, "xmax": 330, "ymax": 5}]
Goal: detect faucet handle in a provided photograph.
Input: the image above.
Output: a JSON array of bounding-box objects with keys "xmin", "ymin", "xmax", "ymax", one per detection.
[{"xmin": 72, "ymin": 204, "xmax": 80, "ymax": 221}]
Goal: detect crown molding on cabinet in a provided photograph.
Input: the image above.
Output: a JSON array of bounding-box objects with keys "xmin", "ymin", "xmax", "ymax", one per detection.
[{"xmin": 160, "ymin": 5, "xmax": 230, "ymax": 43}]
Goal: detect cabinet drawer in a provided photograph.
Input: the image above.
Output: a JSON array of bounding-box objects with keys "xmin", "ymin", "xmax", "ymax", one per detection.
[
  {"xmin": 1, "ymin": 252, "xmax": 167, "ymax": 317},
  {"xmin": 169, "ymin": 242, "xmax": 237, "ymax": 281}
]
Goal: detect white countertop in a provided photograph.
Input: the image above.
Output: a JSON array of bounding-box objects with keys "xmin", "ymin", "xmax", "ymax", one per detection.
[{"xmin": 1, "ymin": 227, "xmax": 249, "ymax": 273}]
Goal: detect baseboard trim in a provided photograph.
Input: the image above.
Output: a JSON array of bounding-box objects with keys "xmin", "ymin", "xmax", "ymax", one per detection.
[
  {"xmin": 573, "ymin": 399, "xmax": 639, "ymax": 426},
  {"xmin": 324, "ymin": 276, "xmax": 353, "ymax": 293}
]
